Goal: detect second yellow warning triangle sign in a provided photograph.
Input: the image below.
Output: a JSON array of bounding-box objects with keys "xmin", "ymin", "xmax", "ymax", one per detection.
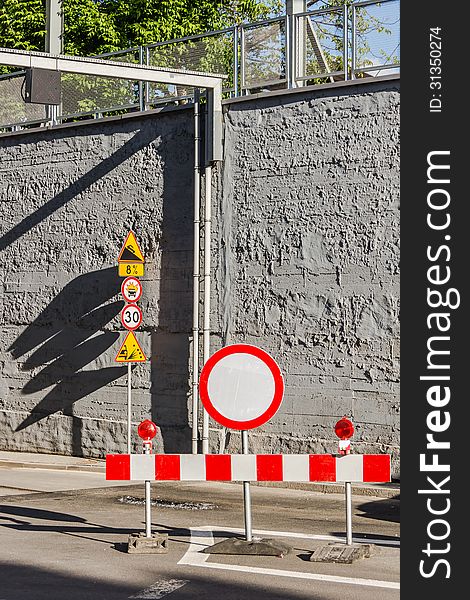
[
  {"xmin": 118, "ymin": 231, "xmax": 145, "ymax": 263},
  {"xmin": 115, "ymin": 331, "xmax": 147, "ymax": 363}
]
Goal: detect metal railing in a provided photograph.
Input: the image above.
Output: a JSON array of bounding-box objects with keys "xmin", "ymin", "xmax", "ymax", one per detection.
[
  {"xmin": 241, "ymin": 16, "xmax": 287, "ymax": 91},
  {"xmin": 352, "ymin": 0, "xmax": 400, "ymax": 77},
  {"xmin": 0, "ymin": 1, "xmax": 399, "ymax": 132},
  {"xmin": 295, "ymin": 5, "xmax": 348, "ymax": 82}
]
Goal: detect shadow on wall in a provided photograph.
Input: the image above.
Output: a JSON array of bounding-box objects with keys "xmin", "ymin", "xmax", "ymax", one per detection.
[
  {"xmin": 0, "ymin": 124, "xmax": 167, "ymax": 456},
  {"xmin": 8, "ymin": 267, "xmax": 126, "ymax": 455},
  {"xmin": 2, "ymin": 115, "xmax": 195, "ymax": 455}
]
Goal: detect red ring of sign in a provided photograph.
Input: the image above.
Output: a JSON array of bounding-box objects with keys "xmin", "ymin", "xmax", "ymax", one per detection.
[
  {"xmin": 199, "ymin": 344, "xmax": 284, "ymax": 430},
  {"xmin": 120, "ymin": 303, "xmax": 143, "ymax": 331},
  {"xmin": 121, "ymin": 276, "xmax": 143, "ymax": 303}
]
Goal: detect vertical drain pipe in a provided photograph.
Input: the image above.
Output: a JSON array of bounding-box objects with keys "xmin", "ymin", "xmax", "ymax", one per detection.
[
  {"xmin": 202, "ymin": 162, "xmax": 212, "ymax": 454},
  {"xmin": 192, "ymin": 90, "xmax": 201, "ymax": 454}
]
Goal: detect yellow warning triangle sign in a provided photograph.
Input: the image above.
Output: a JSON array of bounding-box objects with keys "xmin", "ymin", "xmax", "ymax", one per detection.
[
  {"xmin": 118, "ymin": 231, "xmax": 145, "ymax": 263},
  {"xmin": 115, "ymin": 331, "xmax": 147, "ymax": 363}
]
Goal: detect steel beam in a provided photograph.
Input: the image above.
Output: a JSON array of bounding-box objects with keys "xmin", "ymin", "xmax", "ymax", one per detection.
[
  {"xmin": 0, "ymin": 46, "xmax": 224, "ymax": 161},
  {"xmin": 0, "ymin": 48, "xmax": 225, "ymax": 93},
  {"xmin": 45, "ymin": 0, "xmax": 63, "ymax": 55}
]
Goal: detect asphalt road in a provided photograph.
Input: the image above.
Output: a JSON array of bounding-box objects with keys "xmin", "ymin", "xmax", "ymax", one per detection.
[{"xmin": 0, "ymin": 466, "xmax": 400, "ymax": 600}]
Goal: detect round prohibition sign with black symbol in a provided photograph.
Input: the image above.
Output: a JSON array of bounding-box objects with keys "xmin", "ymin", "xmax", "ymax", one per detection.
[{"xmin": 121, "ymin": 276, "xmax": 143, "ymax": 303}]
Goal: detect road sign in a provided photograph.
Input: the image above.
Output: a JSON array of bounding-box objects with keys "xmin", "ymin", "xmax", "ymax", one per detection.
[
  {"xmin": 118, "ymin": 231, "xmax": 145, "ymax": 277},
  {"xmin": 118, "ymin": 231, "xmax": 145, "ymax": 263},
  {"xmin": 199, "ymin": 344, "xmax": 284, "ymax": 430},
  {"xmin": 121, "ymin": 304, "xmax": 143, "ymax": 331},
  {"xmin": 119, "ymin": 263, "xmax": 144, "ymax": 277},
  {"xmin": 115, "ymin": 331, "xmax": 147, "ymax": 362},
  {"xmin": 121, "ymin": 276, "xmax": 143, "ymax": 303}
]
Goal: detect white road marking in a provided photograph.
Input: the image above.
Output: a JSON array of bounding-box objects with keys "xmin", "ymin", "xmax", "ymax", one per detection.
[
  {"xmin": 178, "ymin": 526, "xmax": 400, "ymax": 590},
  {"xmin": 128, "ymin": 579, "xmax": 188, "ymax": 599}
]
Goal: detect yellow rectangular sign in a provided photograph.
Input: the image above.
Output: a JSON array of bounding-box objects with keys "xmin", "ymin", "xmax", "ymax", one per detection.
[{"xmin": 119, "ymin": 263, "xmax": 144, "ymax": 277}]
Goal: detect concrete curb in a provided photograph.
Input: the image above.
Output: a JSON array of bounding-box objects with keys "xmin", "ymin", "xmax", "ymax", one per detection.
[{"xmin": 0, "ymin": 460, "xmax": 105, "ymax": 473}]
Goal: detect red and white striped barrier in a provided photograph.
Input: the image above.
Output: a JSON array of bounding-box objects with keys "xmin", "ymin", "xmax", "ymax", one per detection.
[{"xmin": 106, "ymin": 453, "xmax": 390, "ymax": 483}]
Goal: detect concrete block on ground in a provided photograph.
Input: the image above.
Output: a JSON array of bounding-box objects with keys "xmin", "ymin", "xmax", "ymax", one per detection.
[
  {"xmin": 309, "ymin": 543, "xmax": 375, "ymax": 564},
  {"xmin": 127, "ymin": 532, "xmax": 169, "ymax": 554},
  {"xmin": 204, "ymin": 537, "xmax": 291, "ymax": 557}
]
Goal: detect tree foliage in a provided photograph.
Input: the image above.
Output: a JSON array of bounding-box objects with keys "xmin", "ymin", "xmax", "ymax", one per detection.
[{"xmin": 0, "ymin": 0, "xmax": 282, "ymax": 57}]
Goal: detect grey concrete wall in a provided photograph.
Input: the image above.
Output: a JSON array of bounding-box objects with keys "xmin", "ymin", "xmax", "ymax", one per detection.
[{"xmin": 0, "ymin": 78, "xmax": 400, "ymax": 474}]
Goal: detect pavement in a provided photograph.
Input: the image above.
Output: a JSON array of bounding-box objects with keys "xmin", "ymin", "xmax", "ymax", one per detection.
[
  {"xmin": 0, "ymin": 452, "xmax": 400, "ymax": 600},
  {"xmin": 0, "ymin": 450, "xmax": 400, "ymax": 599}
]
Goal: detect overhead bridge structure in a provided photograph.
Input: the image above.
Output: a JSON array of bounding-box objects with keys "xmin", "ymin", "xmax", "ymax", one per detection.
[{"xmin": 0, "ymin": 47, "xmax": 224, "ymax": 162}]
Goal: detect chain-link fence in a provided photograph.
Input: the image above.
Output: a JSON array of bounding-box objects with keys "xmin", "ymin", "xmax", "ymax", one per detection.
[
  {"xmin": 0, "ymin": 1, "xmax": 400, "ymax": 132},
  {"xmin": 0, "ymin": 72, "xmax": 47, "ymax": 129},
  {"xmin": 60, "ymin": 48, "xmax": 141, "ymax": 119},
  {"xmin": 146, "ymin": 29, "xmax": 236, "ymax": 105}
]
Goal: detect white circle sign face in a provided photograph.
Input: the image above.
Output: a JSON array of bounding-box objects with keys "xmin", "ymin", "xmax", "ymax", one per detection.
[
  {"xmin": 199, "ymin": 344, "xmax": 284, "ymax": 430},
  {"xmin": 121, "ymin": 304, "xmax": 143, "ymax": 331},
  {"xmin": 121, "ymin": 276, "xmax": 143, "ymax": 303}
]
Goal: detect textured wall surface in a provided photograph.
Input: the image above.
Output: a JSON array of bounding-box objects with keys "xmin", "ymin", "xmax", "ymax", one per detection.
[{"xmin": 0, "ymin": 79, "xmax": 400, "ymax": 474}]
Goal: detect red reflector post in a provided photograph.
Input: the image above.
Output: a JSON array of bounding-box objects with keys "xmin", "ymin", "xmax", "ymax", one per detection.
[
  {"xmin": 334, "ymin": 417, "xmax": 354, "ymax": 440},
  {"xmin": 137, "ymin": 419, "xmax": 158, "ymax": 441}
]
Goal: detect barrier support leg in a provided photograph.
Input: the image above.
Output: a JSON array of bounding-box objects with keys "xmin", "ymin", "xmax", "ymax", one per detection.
[
  {"xmin": 127, "ymin": 442, "xmax": 169, "ymax": 553},
  {"xmin": 144, "ymin": 443, "xmax": 152, "ymax": 537},
  {"xmin": 345, "ymin": 481, "xmax": 353, "ymax": 545},
  {"xmin": 242, "ymin": 430, "xmax": 253, "ymax": 542}
]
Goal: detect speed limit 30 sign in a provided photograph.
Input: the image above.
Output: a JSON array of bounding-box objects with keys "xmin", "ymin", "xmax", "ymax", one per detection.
[{"xmin": 121, "ymin": 303, "xmax": 143, "ymax": 331}]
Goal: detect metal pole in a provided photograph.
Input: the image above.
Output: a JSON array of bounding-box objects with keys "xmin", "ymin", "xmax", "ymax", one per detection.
[
  {"xmin": 233, "ymin": 26, "xmax": 239, "ymax": 98},
  {"xmin": 351, "ymin": 6, "xmax": 356, "ymax": 80},
  {"xmin": 145, "ymin": 46, "xmax": 150, "ymax": 108},
  {"xmin": 192, "ymin": 89, "xmax": 201, "ymax": 454},
  {"xmin": 285, "ymin": 14, "xmax": 291, "ymax": 88},
  {"xmin": 127, "ymin": 363, "xmax": 132, "ymax": 454},
  {"xmin": 286, "ymin": 0, "xmax": 307, "ymax": 88},
  {"xmin": 45, "ymin": 0, "xmax": 63, "ymax": 55},
  {"xmin": 138, "ymin": 46, "xmax": 145, "ymax": 112},
  {"xmin": 242, "ymin": 430, "xmax": 253, "ymax": 542},
  {"xmin": 144, "ymin": 442, "xmax": 152, "ymax": 538},
  {"xmin": 240, "ymin": 26, "xmax": 246, "ymax": 94},
  {"xmin": 202, "ymin": 164, "xmax": 212, "ymax": 455},
  {"xmin": 343, "ymin": 4, "xmax": 349, "ymax": 81},
  {"xmin": 345, "ymin": 481, "xmax": 353, "ymax": 545},
  {"xmin": 45, "ymin": 0, "xmax": 63, "ymax": 126}
]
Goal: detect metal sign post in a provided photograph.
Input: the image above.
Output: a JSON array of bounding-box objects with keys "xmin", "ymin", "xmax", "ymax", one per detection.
[
  {"xmin": 116, "ymin": 232, "xmax": 146, "ymax": 455},
  {"xmin": 241, "ymin": 430, "xmax": 253, "ymax": 542},
  {"xmin": 127, "ymin": 364, "xmax": 132, "ymax": 454}
]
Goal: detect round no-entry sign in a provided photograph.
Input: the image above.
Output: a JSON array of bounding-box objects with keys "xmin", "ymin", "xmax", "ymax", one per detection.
[{"xmin": 199, "ymin": 344, "xmax": 284, "ymax": 430}]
